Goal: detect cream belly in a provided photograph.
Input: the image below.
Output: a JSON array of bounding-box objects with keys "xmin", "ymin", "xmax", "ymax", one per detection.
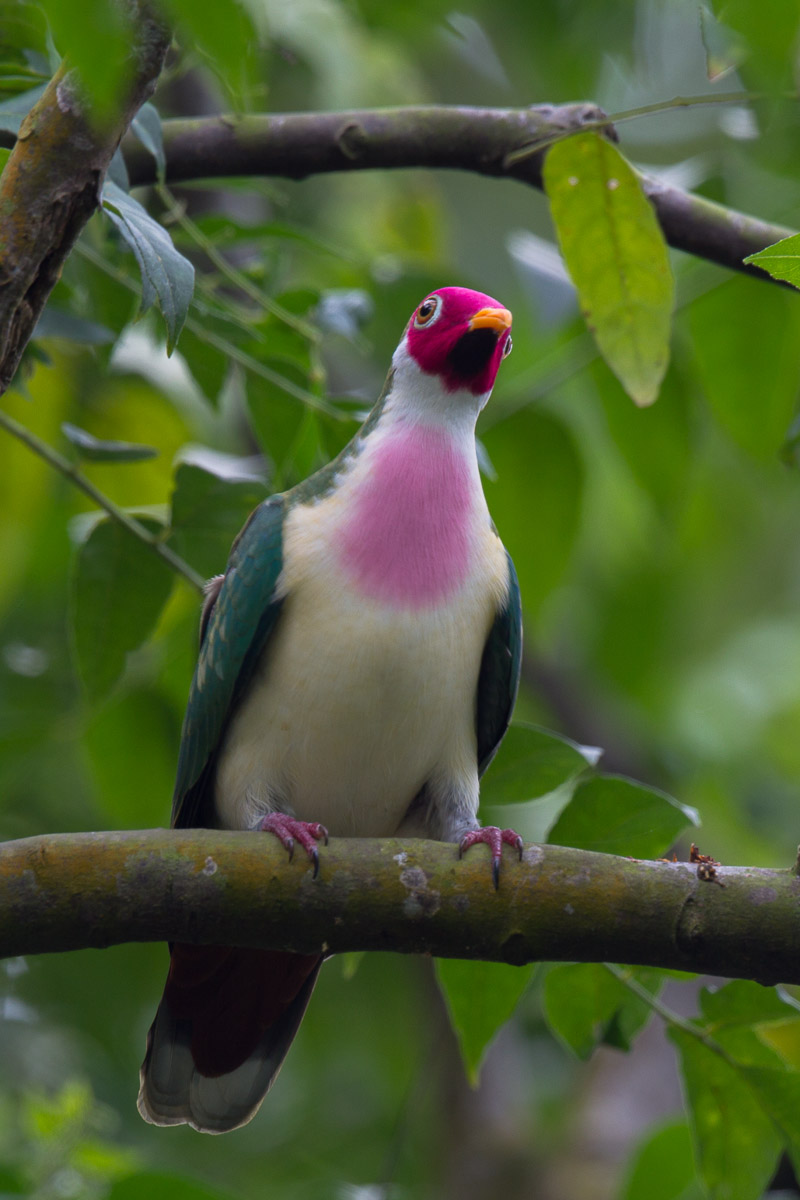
[{"xmin": 213, "ymin": 491, "xmax": 509, "ymax": 839}]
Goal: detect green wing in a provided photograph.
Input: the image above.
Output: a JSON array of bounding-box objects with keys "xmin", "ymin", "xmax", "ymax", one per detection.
[
  {"xmin": 476, "ymin": 550, "xmax": 522, "ymax": 777},
  {"xmin": 172, "ymin": 496, "xmax": 286, "ymax": 830}
]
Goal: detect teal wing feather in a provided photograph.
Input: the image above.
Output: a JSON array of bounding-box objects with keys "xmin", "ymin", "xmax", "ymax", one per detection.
[
  {"xmin": 172, "ymin": 496, "xmax": 286, "ymax": 830},
  {"xmin": 476, "ymin": 550, "xmax": 522, "ymax": 777}
]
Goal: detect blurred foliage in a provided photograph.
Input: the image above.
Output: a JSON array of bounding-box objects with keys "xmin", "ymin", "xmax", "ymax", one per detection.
[{"xmin": 3, "ymin": 0, "xmax": 800, "ymax": 1197}]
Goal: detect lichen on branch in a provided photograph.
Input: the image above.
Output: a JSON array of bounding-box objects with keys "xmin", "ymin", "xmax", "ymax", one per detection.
[{"xmin": 2, "ymin": 829, "xmax": 799, "ymax": 986}]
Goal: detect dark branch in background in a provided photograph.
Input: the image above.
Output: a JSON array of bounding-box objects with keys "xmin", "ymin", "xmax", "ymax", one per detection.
[
  {"xmin": 120, "ymin": 103, "xmax": 796, "ymax": 282},
  {"xmin": 0, "ymin": 3, "xmax": 170, "ymax": 394},
  {"xmin": 4, "ymin": 829, "xmax": 800, "ymax": 985}
]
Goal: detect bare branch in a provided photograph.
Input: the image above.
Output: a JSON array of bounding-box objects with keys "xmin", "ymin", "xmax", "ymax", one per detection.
[
  {"xmin": 0, "ymin": 4, "xmax": 170, "ymax": 394},
  {"xmin": 121, "ymin": 104, "xmax": 796, "ymax": 283},
  {"xmin": 3, "ymin": 829, "xmax": 799, "ymax": 985}
]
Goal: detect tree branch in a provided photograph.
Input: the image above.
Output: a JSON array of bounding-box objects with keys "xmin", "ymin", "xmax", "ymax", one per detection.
[
  {"xmin": 121, "ymin": 104, "xmax": 796, "ymax": 282},
  {"xmin": 0, "ymin": 3, "xmax": 170, "ymax": 394},
  {"xmin": 3, "ymin": 829, "xmax": 799, "ymax": 985}
]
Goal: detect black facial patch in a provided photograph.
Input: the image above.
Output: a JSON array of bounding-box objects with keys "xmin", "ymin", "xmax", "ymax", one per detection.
[{"xmin": 446, "ymin": 327, "xmax": 498, "ymax": 380}]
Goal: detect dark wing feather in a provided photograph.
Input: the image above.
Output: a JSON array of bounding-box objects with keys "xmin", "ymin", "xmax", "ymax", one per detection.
[
  {"xmin": 171, "ymin": 496, "xmax": 286, "ymax": 830},
  {"xmin": 476, "ymin": 550, "xmax": 522, "ymax": 776}
]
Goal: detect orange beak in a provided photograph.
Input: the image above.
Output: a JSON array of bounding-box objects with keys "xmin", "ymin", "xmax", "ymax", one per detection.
[{"xmin": 468, "ymin": 306, "xmax": 513, "ymax": 334}]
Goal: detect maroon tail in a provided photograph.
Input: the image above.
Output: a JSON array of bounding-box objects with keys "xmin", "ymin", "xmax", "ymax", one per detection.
[
  {"xmin": 164, "ymin": 943, "xmax": 320, "ymax": 1077},
  {"xmin": 138, "ymin": 944, "xmax": 322, "ymax": 1131}
]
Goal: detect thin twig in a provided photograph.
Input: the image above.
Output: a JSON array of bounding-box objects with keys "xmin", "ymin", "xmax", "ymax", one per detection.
[
  {"xmin": 155, "ymin": 182, "xmax": 320, "ymax": 341},
  {"xmin": 0, "ymin": 407, "xmax": 205, "ymax": 592},
  {"xmin": 77, "ymin": 241, "xmax": 344, "ymax": 418},
  {"xmin": 603, "ymin": 962, "xmax": 735, "ymax": 1065}
]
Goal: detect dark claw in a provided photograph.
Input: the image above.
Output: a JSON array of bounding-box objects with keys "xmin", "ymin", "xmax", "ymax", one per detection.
[
  {"xmin": 259, "ymin": 814, "xmax": 327, "ymax": 875},
  {"xmin": 459, "ymin": 825, "xmax": 524, "ymax": 888}
]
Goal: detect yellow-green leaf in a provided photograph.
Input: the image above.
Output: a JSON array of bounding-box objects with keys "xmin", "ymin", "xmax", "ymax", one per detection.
[
  {"xmin": 543, "ymin": 132, "xmax": 674, "ymax": 407},
  {"xmin": 744, "ymin": 234, "xmax": 800, "ymax": 289}
]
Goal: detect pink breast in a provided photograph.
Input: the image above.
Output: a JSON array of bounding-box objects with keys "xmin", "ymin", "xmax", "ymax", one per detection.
[{"xmin": 336, "ymin": 423, "xmax": 474, "ymax": 608}]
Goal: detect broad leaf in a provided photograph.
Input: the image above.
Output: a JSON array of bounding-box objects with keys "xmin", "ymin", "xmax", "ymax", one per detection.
[
  {"xmin": 709, "ymin": 0, "xmax": 800, "ymax": 92},
  {"xmin": 434, "ymin": 958, "xmax": 536, "ymax": 1084},
  {"xmin": 130, "ymin": 101, "xmax": 165, "ymax": 181},
  {"xmin": 622, "ymin": 1120, "xmax": 708, "ymax": 1200},
  {"xmin": 101, "ymin": 180, "xmax": 195, "ymax": 352},
  {"xmin": 670, "ymin": 1029, "xmax": 782, "ymax": 1200},
  {"xmin": 689, "ymin": 276, "xmax": 800, "ymax": 460},
  {"xmin": 72, "ymin": 517, "xmax": 174, "ymax": 702},
  {"xmin": 164, "ymin": 0, "xmax": 260, "ymax": 107},
  {"xmin": 62, "ymin": 422, "xmax": 158, "ymax": 463},
  {"xmin": 35, "ymin": 308, "xmax": 115, "ymax": 345},
  {"xmin": 40, "ymin": 0, "xmax": 134, "ymax": 119},
  {"xmin": 479, "ymin": 723, "xmax": 599, "ymax": 808},
  {"xmin": 482, "ymin": 409, "xmax": 584, "ymax": 614},
  {"xmin": 745, "ymin": 234, "xmax": 800, "ymax": 288},
  {"xmin": 85, "ymin": 686, "xmax": 180, "ymax": 827},
  {"xmin": 169, "ymin": 460, "xmax": 266, "ymax": 578},
  {"xmin": 544, "ymin": 963, "xmax": 661, "ymax": 1059},
  {"xmin": 548, "ymin": 775, "xmax": 698, "ymax": 858},
  {"xmin": 544, "ymin": 131, "xmax": 674, "ymax": 406}
]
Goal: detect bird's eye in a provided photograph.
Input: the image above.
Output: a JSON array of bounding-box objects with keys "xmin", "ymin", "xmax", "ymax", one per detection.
[
  {"xmin": 414, "ymin": 295, "xmax": 442, "ymax": 328},
  {"xmin": 502, "ymin": 335, "xmax": 513, "ymax": 358}
]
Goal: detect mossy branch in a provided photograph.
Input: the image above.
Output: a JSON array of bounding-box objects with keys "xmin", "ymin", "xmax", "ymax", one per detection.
[
  {"xmin": 120, "ymin": 102, "xmax": 796, "ymax": 283},
  {"xmin": 3, "ymin": 829, "xmax": 799, "ymax": 985}
]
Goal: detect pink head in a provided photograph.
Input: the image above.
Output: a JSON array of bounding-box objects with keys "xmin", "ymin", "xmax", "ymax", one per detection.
[{"xmin": 403, "ymin": 286, "xmax": 513, "ymax": 397}]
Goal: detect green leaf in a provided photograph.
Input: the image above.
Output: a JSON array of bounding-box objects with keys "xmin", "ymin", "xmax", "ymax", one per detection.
[
  {"xmin": 39, "ymin": 0, "xmax": 133, "ymax": 119},
  {"xmin": 163, "ymin": 0, "xmax": 260, "ymax": 107},
  {"xmin": 130, "ymin": 101, "xmax": 165, "ymax": 181},
  {"xmin": 745, "ymin": 235, "xmax": 800, "ymax": 287},
  {"xmin": 594, "ymin": 353, "xmax": 693, "ymax": 514},
  {"xmin": 61, "ymin": 423, "xmax": 158, "ymax": 463},
  {"xmin": 72, "ymin": 517, "xmax": 174, "ymax": 702},
  {"xmin": 434, "ymin": 958, "xmax": 536, "ymax": 1083},
  {"xmin": 548, "ymin": 775, "xmax": 698, "ymax": 857},
  {"xmin": 481, "ymin": 409, "xmax": 583, "ymax": 614},
  {"xmin": 700, "ymin": 979, "xmax": 800, "ymax": 1030},
  {"xmin": 688, "ymin": 276, "xmax": 800, "ymax": 460},
  {"xmin": 709, "ymin": 0, "xmax": 800, "ymax": 92},
  {"xmin": 101, "ymin": 180, "xmax": 195, "ymax": 353},
  {"xmin": 169, "ymin": 460, "xmax": 266, "ymax": 578},
  {"xmin": 177, "ymin": 325, "xmax": 229, "ymax": 407},
  {"xmin": 85, "ymin": 686, "xmax": 179, "ymax": 827},
  {"xmin": 740, "ymin": 1067, "xmax": 800, "ymax": 1166},
  {"xmin": 670, "ymin": 1029, "xmax": 782, "ymax": 1200},
  {"xmin": 544, "ymin": 964, "xmax": 661, "ymax": 1059},
  {"xmin": 479, "ymin": 723, "xmax": 599, "ymax": 808},
  {"xmin": 34, "ymin": 306, "xmax": 115, "ymax": 346},
  {"xmin": 543, "ymin": 131, "xmax": 674, "ymax": 406},
  {"xmin": 622, "ymin": 1120, "xmax": 707, "ymax": 1200}
]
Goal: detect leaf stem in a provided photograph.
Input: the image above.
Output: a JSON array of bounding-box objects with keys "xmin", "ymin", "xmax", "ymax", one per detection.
[
  {"xmin": 603, "ymin": 963, "xmax": 735, "ymax": 1064},
  {"xmin": 503, "ymin": 90, "xmax": 772, "ymax": 165},
  {"xmin": 155, "ymin": 183, "xmax": 320, "ymax": 341},
  {"xmin": 77, "ymin": 241, "xmax": 344, "ymax": 418},
  {"xmin": 0, "ymin": 406, "xmax": 205, "ymax": 593}
]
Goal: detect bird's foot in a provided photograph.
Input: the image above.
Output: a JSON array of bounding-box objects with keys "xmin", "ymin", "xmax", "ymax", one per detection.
[
  {"xmin": 459, "ymin": 826, "xmax": 523, "ymax": 890},
  {"xmin": 259, "ymin": 814, "xmax": 329, "ymax": 878}
]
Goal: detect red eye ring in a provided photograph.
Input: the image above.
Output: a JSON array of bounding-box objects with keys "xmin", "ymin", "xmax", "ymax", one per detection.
[{"xmin": 414, "ymin": 295, "xmax": 443, "ymax": 329}]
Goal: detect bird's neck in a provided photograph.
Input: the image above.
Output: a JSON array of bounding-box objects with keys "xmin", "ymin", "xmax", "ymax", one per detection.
[{"xmin": 334, "ymin": 411, "xmax": 485, "ymax": 610}]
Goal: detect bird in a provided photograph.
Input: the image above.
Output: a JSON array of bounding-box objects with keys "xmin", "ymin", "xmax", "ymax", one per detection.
[{"xmin": 138, "ymin": 285, "xmax": 523, "ymax": 1134}]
